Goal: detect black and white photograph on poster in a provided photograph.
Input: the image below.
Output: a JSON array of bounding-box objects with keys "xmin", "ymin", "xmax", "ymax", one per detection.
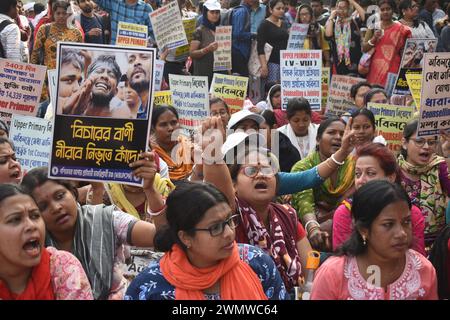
[{"xmin": 49, "ymin": 42, "xmax": 156, "ymax": 186}]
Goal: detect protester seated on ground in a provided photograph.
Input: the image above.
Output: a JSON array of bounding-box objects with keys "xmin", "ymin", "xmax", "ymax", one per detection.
[
  {"xmin": 350, "ymin": 81, "xmax": 372, "ymax": 110},
  {"xmin": 0, "ymin": 184, "xmax": 93, "ymax": 300},
  {"xmin": 311, "ymin": 180, "xmax": 438, "ymax": 300},
  {"xmin": 209, "ymin": 97, "xmax": 230, "ymax": 129},
  {"xmin": 0, "ymin": 138, "xmax": 23, "ymax": 184},
  {"xmin": 278, "ymin": 97, "xmax": 319, "ymax": 161},
  {"xmin": 332, "ymin": 143, "xmax": 425, "ymax": 255},
  {"xmin": 227, "ymin": 108, "xmax": 265, "ymax": 133},
  {"xmin": 254, "ymin": 84, "xmax": 288, "ymax": 127},
  {"xmin": 398, "ymin": 119, "xmax": 450, "ymax": 248},
  {"xmin": 261, "ymin": 109, "xmax": 300, "ymax": 173},
  {"xmin": 150, "ymin": 106, "xmax": 194, "ymax": 182},
  {"xmin": 201, "ymin": 115, "xmax": 356, "ymax": 291},
  {"xmin": 350, "ymin": 108, "xmax": 386, "ymax": 148},
  {"xmin": 429, "ymin": 225, "xmax": 450, "ymax": 299},
  {"xmin": 124, "ymin": 182, "xmax": 289, "ymax": 300},
  {"xmin": 20, "ymin": 151, "xmax": 166, "ymax": 300},
  {"xmin": 291, "ymin": 117, "xmax": 356, "ymax": 252}
]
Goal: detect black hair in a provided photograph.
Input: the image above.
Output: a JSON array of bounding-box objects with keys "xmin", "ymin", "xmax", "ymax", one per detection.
[
  {"xmin": 311, "ymin": 0, "xmax": 324, "ymax": 4},
  {"xmin": 350, "ymin": 108, "xmax": 376, "ymax": 129},
  {"xmin": 86, "ymin": 55, "xmax": 122, "ymax": 83},
  {"xmin": 363, "ymin": 88, "xmax": 388, "ymax": 106},
  {"xmin": 286, "ymin": 97, "xmax": 312, "ymax": 119},
  {"xmin": 400, "ymin": 119, "xmax": 419, "ymax": 159},
  {"xmin": 261, "ymin": 109, "xmax": 277, "ymax": 128},
  {"xmin": 429, "ymin": 225, "xmax": 450, "ymax": 299},
  {"xmin": 52, "ymin": 0, "xmax": 70, "ymax": 13},
  {"xmin": 269, "ymin": 84, "xmax": 281, "ymax": 101},
  {"xmin": 151, "ymin": 105, "xmax": 179, "ymax": 128},
  {"xmin": 0, "ymin": 137, "xmax": 14, "ymax": 149},
  {"xmin": 315, "ymin": 117, "xmax": 345, "ymax": 151},
  {"xmin": 0, "ymin": 184, "xmax": 28, "ymax": 206},
  {"xmin": 61, "ymin": 49, "xmax": 85, "ymax": 74},
  {"xmin": 0, "ymin": 0, "xmax": 17, "ymax": 14},
  {"xmin": 34, "ymin": 2, "xmax": 46, "ymax": 15},
  {"xmin": 399, "ymin": 0, "xmax": 420, "ymax": 27},
  {"xmin": 350, "ymin": 81, "xmax": 372, "ymax": 99},
  {"xmin": 266, "ymin": 0, "xmax": 285, "ymax": 18},
  {"xmin": 154, "ymin": 181, "xmax": 230, "ymax": 252},
  {"xmin": 378, "ymin": 0, "xmax": 398, "ymax": 12},
  {"xmin": 210, "ymin": 97, "xmax": 230, "ymax": 114},
  {"xmin": 338, "ymin": 180, "xmax": 411, "ymax": 256},
  {"xmin": 21, "ymin": 166, "xmax": 79, "ymax": 201}
]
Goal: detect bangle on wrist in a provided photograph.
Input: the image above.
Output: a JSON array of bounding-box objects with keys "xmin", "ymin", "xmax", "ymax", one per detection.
[
  {"xmin": 148, "ymin": 199, "xmax": 167, "ymax": 217},
  {"xmin": 368, "ymin": 39, "xmax": 375, "ymax": 46},
  {"xmin": 330, "ymin": 153, "xmax": 345, "ymax": 166},
  {"xmin": 305, "ymin": 220, "xmax": 320, "ymax": 233}
]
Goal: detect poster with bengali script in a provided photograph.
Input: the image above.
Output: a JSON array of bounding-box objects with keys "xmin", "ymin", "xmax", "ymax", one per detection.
[
  {"xmin": 169, "ymin": 74, "xmax": 209, "ymax": 135},
  {"xmin": 49, "ymin": 42, "xmax": 156, "ymax": 185},
  {"xmin": 10, "ymin": 114, "xmax": 52, "ymax": 171},
  {"xmin": 393, "ymin": 38, "xmax": 437, "ymax": 96},
  {"xmin": 405, "ymin": 72, "xmax": 422, "ymax": 109},
  {"xmin": 213, "ymin": 26, "xmax": 232, "ymax": 71},
  {"xmin": 367, "ymin": 103, "xmax": 414, "ymax": 153},
  {"xmin": 154, "ymin": 59, "xmax": 165, "ymax": 91},
  {"xmin": 153, "ymin": 90, "xmax": 172, "ymax": 106},
  {"xmin": 0, "ymin": 59, "xmax": 46, "ymax": 116},
  {"xmin": 418, "ymin": 53, "xmax": 450, "ymax": 137},
  {"xmin": 149, "ymin": 1, "xmax": 188, "ymax": 50},
  {"xmin": 325, "ymin": 75, "xmax": 364, "ymax": 117},
  {"xmin": 321, "ymin": 67, "xmax": 330, "ymax": 110},
  {"xmin": 116, "ymin": 22, "xmax": 148, "ymax": 47},
  {"xmin": 287, "ymin": 23, "xmax": 309, "ymax": 50},
  {"xmin": 280, "ymin": 50, "xmax": 322, "ymax": 110},
  {"xmin": 210, "ymin": 74, "xmax": 248, "ymax": 114},
  {"xmin": 174, "ymin": 18, "xmax": 196, "ymax": 61}
]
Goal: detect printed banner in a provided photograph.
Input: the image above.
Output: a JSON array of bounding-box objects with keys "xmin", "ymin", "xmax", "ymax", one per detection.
[
  {"xmin": 149, "ymin": 1, "xmax": 188, "ymax": 50},
  {"xmin": 210, "ymin": 74, "xmax": 248, "ymax": 114},
  {"xmin": 0, "ymin": 59, "xmax": 46, "ymax": 116},
  {"xmin": 153, "ymin": 90, "xmax": 172, "ymax": 106},
  {"xmin": 50, "ymin": 42, "xmax": 156, "ymax": 185},
  {"xmin": 393, "ymin": 38, "xmax": 437, "ymax": 96},
  {"xmin": 174, "ymin": 18, "xmax": 196, "ymax": 60},
  {"xmin": 367, "ymin": 103, "xmax": 414, "ymax": 153},
  {"xmin": 169, "ymin": 74, "xmax": 209, "ymax": 134},
  {"xmin": 280, "ymin": 50, "xmax": 322, "ymax": 110},
  {"xmin": 10, "ymin": 114, "xmax": 52, "ymax": 171},
  {"xmin": 325, "ymin": 75, "xmax": 365, "ymax": 117},
  {"xmin": 287, "ymin": 23, "xmax": 309, "ymax": 50},
  {"xmin": 385, "ymin": 72, "xmax": 397, "ymax": 97},
  {"xmin": 213, "ymin": 26, "xmax": 232, "ymax": 71},
  {"xmin": 116, "ymin": 22, "xmax": 148, "ymax": 47},
  {"xmin": 154, "ymin": 59, "xmax": 165, "ymax": 91},
  {"xmin": 0, "ymin": 110, "xmax": 13, "ymax": 127},
  {"xmin": 405, "ymin": 72, "xmax": 422, "ymax": 109},
  {"xmin": 418, "ymin": 53, "xmax": 450, "ymax": 137},
  {"xmin": 321, "ymin": 67, "xmax": 330, "ymax": 110}
]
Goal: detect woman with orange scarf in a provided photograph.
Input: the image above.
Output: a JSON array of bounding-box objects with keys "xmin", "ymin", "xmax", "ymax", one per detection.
[
  {"xmin": 0, "ymin": 184, "xmax": 93, "ymax": 300},
  {"xmin": 151, "ymin": 106, "xmax": 194, "ymax": 182},
  {"xmin": 125, "ymin": 182, "xmax": 288, "ymax": 300}
]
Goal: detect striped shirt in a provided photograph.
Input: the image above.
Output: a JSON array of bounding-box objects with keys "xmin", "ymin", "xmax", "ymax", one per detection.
[{"xmin": 96, "ymin": 0, "xmax": 153, "ymax": 44}]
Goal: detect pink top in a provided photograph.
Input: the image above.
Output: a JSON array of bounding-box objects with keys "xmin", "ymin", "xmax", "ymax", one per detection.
[
  {"xmin": 311, "ymin": 250, "xmax": 438, "ymax": 300},
  {"xmin": 332, "ymin": 203, "xmax": 426, "ymax": 256},
  {"xmin": 47, "ymin": 247, "xmax": 93, "ymax": 300}
]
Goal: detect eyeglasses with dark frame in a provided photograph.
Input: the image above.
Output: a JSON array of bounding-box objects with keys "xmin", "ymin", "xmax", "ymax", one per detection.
[
  {"xmin": 191, "ymin": 214, "xmax": 240, "ymax": 237},
  {"xmin": 410, "ymin": 138, "xmax": 438, "ymax": 148}
]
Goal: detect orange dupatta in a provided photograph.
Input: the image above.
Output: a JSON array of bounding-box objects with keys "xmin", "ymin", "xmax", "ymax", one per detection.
[
  {"xmin": 160, "ymin": 243, "xmax": 268, "ymax": 300},
  {"xmin": 153, "ymin": 136, "xmax": 193, "ymax": 181}
]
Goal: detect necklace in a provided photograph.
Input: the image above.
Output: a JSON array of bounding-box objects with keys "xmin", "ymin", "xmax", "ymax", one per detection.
[{"xmin": 400, "ymin": 18, "xmax": 413, "ymax": 27}]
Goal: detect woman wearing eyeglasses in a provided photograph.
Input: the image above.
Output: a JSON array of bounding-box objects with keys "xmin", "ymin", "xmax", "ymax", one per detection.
[
  {"xmin": 125, "ymin": 182, "xmax": 288, "ymax": 300},
  {"xmin": 398, "ymin": 119, "xmax": 450, "ymax": 248}
]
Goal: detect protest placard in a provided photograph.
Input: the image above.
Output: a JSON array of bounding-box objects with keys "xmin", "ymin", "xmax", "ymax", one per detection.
[
  {"xmin": 49, "ymin": 42, "xmax": 156, "ymax": 185},
  {"xmin": 321, "ymin": 67, "xmax": 330, "ymax": 110},
  {"xmin": 287, "ymin": 23, "xmax": 309, "ymax": 50},
  {"xmin": 154, "ymin": 59, "xmax": 165, "ymax": 91},
  {"xmin": 325, "ymin": 75, "xmax": 364, "ymax": 117},
  {"xmin": 418, "ymin": 53, "xmax": 450, "ymax": 137},
  {"xmin": 393, "ymin": 38, "xmax": 437, "ymax": 96},
  {"xmin": 248, "ymin": 76, "xmax": 263, "ymax": 105},
  {"xmin": 47, "ymin": 69, "xmax": 57, "ymax": 106},
  {"xmin": 213, "ymin": 26, "xmax": 232, "ymax": 72},
  {"xmin": 0, "ymin": 59, "xmax": 46, "ymax": 116},
  {"xmin": 385, "ymin": 72, "xmax": 397, "ymax": 97},
  {"xmin": 10, "ymin": 114, "xmax": 52, "ymax": 171},
  {"xmin": 367, "ymin": 103, "xmax": 414, "ymax": 153},
  {"xmin": 175, "ymin": 17, "xmax": 196, "ymax": 60},
  {"xmin": 210, "ymin": 74, "xmax": 248, "ymax": 114},
  {"xmin": 149, "ymin": 1, "xmax": 188, "ymax": 50},
  {"xmin": 116, "ymin": 22, "xmax": 148, "ymax": 47},
  {"xmin": 0, "ymin": 110, "xmax": 13, "ymax": 127},
  {"xmin": 169, "ymin": 74, "xmax": 209, "ymax": 135},
  {"xmin": 280, "ymin": 50, "xmax": 322, "ymax": 110},
  {"xmin": 405, "ymin": 72, "xmax": 422, "ymax": 109},
  {"xmin": 154, "ymin": 90, "xmax": 172, "ymax": 106}
]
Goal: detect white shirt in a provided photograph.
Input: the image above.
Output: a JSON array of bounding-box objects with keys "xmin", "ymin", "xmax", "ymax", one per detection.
[{"xmin": 0, "ymin": 14, "xmax": 21, "ymax": 62}]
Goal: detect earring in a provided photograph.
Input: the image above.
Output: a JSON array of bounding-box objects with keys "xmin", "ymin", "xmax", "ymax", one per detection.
[{"xmin": 362, "ymin": 236, "xmax": 367, "ymax": 246}]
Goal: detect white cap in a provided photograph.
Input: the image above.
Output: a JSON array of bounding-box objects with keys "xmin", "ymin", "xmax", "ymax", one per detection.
[
  {"xmin": 24, "ymin": 2, "xmax": 35, "ymax": 11},
  {"xmin": 221, "ymin": 131, "xmax": 267, "ymax": 160},
  {"xmin": 203, "ymin": 0, "xmax": 221, "ymax": 11},
  {"xmin": 226, "ymin": 109, "xmax": 265, "ymax": 130}
]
